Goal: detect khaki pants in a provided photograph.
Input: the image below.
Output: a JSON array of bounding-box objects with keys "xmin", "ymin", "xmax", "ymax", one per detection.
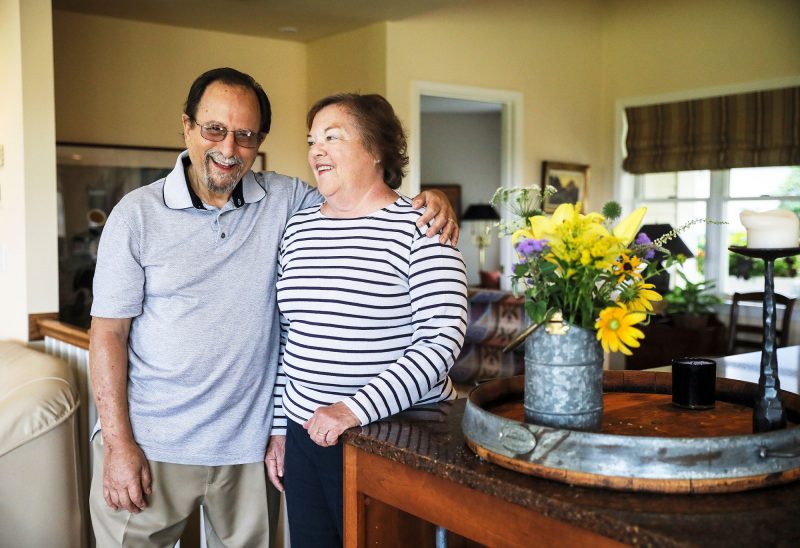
[{"xmin": 90, "ymin": 434, "xmax": 273, "ymax": 547}]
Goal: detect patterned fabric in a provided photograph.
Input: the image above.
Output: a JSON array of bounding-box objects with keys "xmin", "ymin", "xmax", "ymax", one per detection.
[
  {"xmin": 624, "ymin": 86, "xmax": 800, "ymax": 174},
  {"xmin": 450, "ymin": 289, "xmax": 528, "ymax": 387}
]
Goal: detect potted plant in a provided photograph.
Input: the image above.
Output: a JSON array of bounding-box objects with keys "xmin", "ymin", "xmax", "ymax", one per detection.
[
  {"xmin": 491, "ymin": 187, "xmax": 665, "ymax": 431},
  {"xmin": 664, "ymin": 268, "xmax": 722, "ymax": 329}
]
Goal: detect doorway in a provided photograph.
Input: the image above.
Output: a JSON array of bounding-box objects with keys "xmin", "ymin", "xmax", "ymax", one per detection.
[{"xmin": 410, "ymin": 82, "xmax": 523, "ymax": 289}]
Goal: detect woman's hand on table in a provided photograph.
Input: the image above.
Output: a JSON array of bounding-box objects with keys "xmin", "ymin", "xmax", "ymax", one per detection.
[{"xmin": 304, "ymin": 402, "xmax": 361, "ymax": 447}]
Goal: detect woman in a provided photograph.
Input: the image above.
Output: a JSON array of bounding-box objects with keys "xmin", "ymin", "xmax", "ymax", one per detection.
[{"xmin": 265, "ymin": 93, "xmax": 468, "ymax": 547}]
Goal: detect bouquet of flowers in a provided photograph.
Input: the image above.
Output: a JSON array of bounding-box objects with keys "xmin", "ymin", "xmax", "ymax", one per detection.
[{"xmin": 491, "ymin": 187, "xmax": 665, "ymax": 355}]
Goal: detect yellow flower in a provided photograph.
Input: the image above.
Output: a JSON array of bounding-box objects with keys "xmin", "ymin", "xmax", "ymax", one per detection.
[
  {"xmin": 595, "ymin": 305, "xmax": 646, "ymax": 355},
  {"xmin": 618, "ymin": 281, "xmax": 663, "ymax": 312},
  {"xmin": 551, "ymin": 202, "xmax": 577, "ymax": 225},
  {"xmin": 611, "ymin": 253, "xmax": 643, "ymax": 283},
  {"xmin": 613, "ymin": 206, "xmax": 647, "ymax": 245}
]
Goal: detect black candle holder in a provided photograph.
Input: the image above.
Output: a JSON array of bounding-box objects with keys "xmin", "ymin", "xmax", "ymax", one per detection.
[
  {"xmin": 671, "ymin": 357, "xmax": 716, "ymax": 409},
  {"xmin": 728, "ymin": 245, "xmax": 800, "ymax": 433}
]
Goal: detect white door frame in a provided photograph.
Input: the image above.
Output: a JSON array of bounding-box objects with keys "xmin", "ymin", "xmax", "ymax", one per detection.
[{"xmin": 409, "ymin": 81, "xmax": 523, "ymax": 289}]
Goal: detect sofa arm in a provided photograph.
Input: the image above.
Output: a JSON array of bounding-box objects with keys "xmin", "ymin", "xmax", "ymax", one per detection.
[{"xmin": 0, "ymin": 341, "xmax": 84, "ymax": 547}]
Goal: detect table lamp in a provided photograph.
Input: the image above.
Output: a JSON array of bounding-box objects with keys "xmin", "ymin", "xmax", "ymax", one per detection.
[
  {"xmin": 462, "ymin": 203, "xmax": 500, "ymax": 277},
  {"xmin": 638, "ymin": 224, "xmax": 694, "ymax": 296}
]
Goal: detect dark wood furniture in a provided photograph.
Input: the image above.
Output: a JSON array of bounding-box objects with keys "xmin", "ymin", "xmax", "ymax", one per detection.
[
  {"xmin": 624, "ymin": 316, "xmax": 726, "ymax": 370},
  {"xmin": 727, "ymin": 291, "xmax": 796, "ymax": 354},
  {"xmin": 343, "ymin": 355, "xmax": 800, "ymax": 547}
]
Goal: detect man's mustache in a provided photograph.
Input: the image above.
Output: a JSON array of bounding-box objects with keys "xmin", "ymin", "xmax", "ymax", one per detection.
[{"xmin": 205, "ymin": 150, "xmax": 244, "ymax": 167}]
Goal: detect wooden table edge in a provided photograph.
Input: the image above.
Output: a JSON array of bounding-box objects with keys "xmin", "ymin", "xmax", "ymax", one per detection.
[{"xmin": 343, "ymin": 443, "xmax": 627, "ymax": 548}]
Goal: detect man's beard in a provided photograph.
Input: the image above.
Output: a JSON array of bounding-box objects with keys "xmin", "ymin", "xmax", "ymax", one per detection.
[{"xmin": 203, "ymin": 150, "xmax": 244, "ymax": 195}]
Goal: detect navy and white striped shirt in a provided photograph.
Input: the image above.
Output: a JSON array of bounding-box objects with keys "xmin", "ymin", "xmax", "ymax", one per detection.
[{"xmin": 271, "ymin": 196, "xmax": 468, "ymax": 433}]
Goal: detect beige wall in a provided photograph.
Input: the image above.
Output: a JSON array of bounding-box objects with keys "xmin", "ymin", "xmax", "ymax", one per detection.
[
  {"xmin": 306, "ymin": 22, "xmax": 387, "ymax": 103},
  {"xmin": 602, "ymin": 0, "xmax": 800, "ymax": 99},
  {"xmin": 53, "ymin": 11, "xmax": 310, "ymax": 179},
  {"xmin": 0, "ymin": 0, "xmax": 28, "ymax": 340},
  {"xmin": 386, "ymin": 0, "xmax": 605, "ymax": 205},
  {"xmin": 0, "ymin": 0, "xmax": 58, "ymax": 341}
]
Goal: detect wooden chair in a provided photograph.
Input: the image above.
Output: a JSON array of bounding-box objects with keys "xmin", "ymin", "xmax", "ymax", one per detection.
[{"xmin": 727, "ymin": 292, "xmax": 796, "ymax": 355}]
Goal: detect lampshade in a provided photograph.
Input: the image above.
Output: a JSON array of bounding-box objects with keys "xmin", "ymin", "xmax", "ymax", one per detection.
[
  {"xmin": 462, "ymin": 203, "xmax": 500, "ymax": 221},
  {"xmin": 638, "ymin": 224, "xmax": 694, "ymax": 260}
]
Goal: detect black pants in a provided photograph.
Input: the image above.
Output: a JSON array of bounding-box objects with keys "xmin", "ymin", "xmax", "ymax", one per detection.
[{"xmin": 285, "ymin": 419, "xmax": 343, "ymax": 548}]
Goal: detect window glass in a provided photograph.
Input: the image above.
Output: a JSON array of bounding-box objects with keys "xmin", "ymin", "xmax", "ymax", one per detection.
[
  {"xmin": 641, "ymin": 171, "xmax": 710, "ymax": 199},
  {"xmin": 632, "ymin": 168, "xmax": 800, "ymax": 299},
  {"xmin": 641, "ymin": 172, "xmax": 676, "ymax": 199},
  {"xmin": 729, "ymin": 167, "xmax": 800, "ymax": 198},
  {"xmin": 677, "ymin": 171, "xmax": 711, "ymax": 199}
]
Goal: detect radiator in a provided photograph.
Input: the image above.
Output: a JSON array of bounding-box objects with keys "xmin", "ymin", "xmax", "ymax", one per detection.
[{"xmin": 44, "ymin": 337, "xmax": 95, "ymax": 487}]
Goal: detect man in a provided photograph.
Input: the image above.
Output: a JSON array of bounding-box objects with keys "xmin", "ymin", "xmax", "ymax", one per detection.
[{"xmin": 89, "ymin": 67, "xmax": 458, "ymax": 547}]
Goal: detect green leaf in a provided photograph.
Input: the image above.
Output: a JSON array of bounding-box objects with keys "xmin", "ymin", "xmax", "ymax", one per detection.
[
  {"xmin": 525, "ymin": 299, "xmax": 545, "ymax": 323},
  {"xmin": 540, "ymin": 262, "xmax": 557, "ymax": 274}
]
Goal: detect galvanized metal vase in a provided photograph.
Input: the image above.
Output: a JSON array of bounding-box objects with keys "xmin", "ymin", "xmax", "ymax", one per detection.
[{"xmin": 524, "ymin": 318, "xmax": 604, "ymax": 432}]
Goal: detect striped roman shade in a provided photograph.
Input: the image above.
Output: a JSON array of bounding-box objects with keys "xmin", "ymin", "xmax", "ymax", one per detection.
[{"xmin": 623, "ymin": 86, "xmax": 800, "ymax": 174}]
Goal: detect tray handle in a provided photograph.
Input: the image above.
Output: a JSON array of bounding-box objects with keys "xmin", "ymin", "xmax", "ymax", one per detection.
[{"xmin": 759, "ymin": 446, "xmax": 800, "ymax": 459}]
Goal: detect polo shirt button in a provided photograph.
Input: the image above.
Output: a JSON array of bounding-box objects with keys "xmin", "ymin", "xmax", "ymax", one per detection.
[{"xmin": 221, "ymin": 232, "xmax": 226, "ymax": 238}]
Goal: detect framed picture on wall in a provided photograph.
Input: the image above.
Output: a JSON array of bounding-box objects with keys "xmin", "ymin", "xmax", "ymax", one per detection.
[
  {"xmin": 541, "ymin": 161, "xmax": 589, "ymax": 214},
  {"xmin": 420, "ymin": 183, "xmax": 462, "ymax": 221}
]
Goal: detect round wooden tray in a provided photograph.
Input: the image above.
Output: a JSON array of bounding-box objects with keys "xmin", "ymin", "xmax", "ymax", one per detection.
[{"xmin": 463, "ymin": 371, "xmax": 800, "ymax": 494}]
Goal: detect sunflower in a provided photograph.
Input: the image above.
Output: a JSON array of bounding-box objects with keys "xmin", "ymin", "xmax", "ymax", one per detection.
[
  {"xmin": 611, "ymin": 253, "xmax": 643, "ymax": 283},
  {"xmin": 617, "ymin": 281, "xmax": 663, "ymax": 312},
  {"xmin": 595, "ymin": 305, "xmax": 646, "ymax": 355}
]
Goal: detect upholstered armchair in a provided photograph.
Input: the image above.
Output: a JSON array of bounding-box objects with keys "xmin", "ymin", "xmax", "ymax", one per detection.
[{"xmin": 0, "ymin": 340, "xmax": 85, "ymax": 547}]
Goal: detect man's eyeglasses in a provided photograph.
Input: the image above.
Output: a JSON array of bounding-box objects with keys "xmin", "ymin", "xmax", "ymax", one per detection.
[{"xmin": 193, "ymin": 120, "xmax": 262, "ymax": 148}]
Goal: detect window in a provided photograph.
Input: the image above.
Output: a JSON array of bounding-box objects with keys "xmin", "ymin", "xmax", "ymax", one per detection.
[{"xmin": 628, "ymin": 167, "xmax": 800, "ymax": 298}]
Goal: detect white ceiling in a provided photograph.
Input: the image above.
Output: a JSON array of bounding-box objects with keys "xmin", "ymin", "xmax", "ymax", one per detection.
[{"xmin": 52, "ymin": 0, "xmax": 466, "ymax": 42}]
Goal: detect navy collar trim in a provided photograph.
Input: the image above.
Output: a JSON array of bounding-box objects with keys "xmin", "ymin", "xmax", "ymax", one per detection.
[{"xmin": 163, "ymin": 150, "xmax": 266, "ymax": 210}]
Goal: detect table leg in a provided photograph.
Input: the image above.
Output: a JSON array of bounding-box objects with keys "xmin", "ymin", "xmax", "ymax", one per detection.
[{"xmin": 343, "ymin": 444, "xmax": 365, "ymax": 548}]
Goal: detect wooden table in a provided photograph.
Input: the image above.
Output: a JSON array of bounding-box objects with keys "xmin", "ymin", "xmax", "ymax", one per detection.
[{"xmin": 343, "ymin": 351, "xmax": 800, "ymax": 547}]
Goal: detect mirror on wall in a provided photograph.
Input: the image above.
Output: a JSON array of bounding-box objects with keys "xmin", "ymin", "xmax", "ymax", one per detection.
[
  {"xmin": 56, "ymin": 144, "xmax": 180, "ymax": 327},
  {"xmin": 56, "ymin": 143, "xmax": 267, "ymax": 328}
]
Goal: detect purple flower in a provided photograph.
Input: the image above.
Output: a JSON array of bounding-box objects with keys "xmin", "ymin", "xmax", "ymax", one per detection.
[
  {"xmin": 516, "ymin": 238, "xmax": 548, "ymax": 257},
  {"xmin": 635, "ymin": 232, "xmax": 656, "ymax": 260}
]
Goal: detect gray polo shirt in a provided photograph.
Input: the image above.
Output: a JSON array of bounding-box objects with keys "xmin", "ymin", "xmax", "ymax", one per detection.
[{"xmin": 91, "ymin": 151, "xmax": 322, "ymax": 465}]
